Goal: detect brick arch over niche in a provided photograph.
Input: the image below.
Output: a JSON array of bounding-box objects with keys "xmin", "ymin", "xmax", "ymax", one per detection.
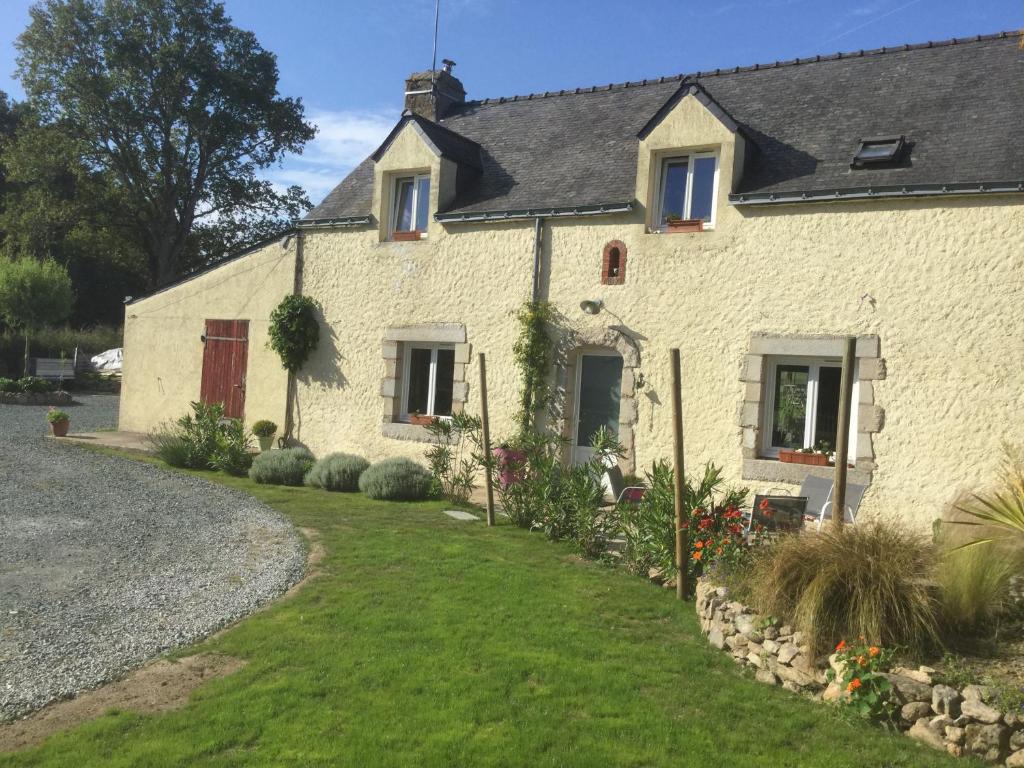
[
  {"xmin": 601, "ymin": 240, "xmax": 627, "ymax": 285},
  {"xmin": 552, "ymin": 325, "xmax": 640, "ymax": 473}
]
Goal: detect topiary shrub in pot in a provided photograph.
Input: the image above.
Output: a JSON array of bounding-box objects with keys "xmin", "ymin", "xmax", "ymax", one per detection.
[
  {"xmin": 249, "ymin": 446, "xmax": 314, "ymax": 486},
  {"xmin": 251, "ymin": 419, "xmax": 278, "ymax": 452},
  {"xmin": 306, "ymin": 452, "xmax": 370, "ymax": 492},
  {"xmin": 359, "ymin": 457, "xmax": 433, "ymax": 501}
]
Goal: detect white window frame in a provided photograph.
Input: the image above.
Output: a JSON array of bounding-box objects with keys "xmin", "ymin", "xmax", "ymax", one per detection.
[
  {"xmin": 400, "ymin": 343, "xmax": 454, "ymax": 420},
  {"xmin": 653, "ymin": 151, "xmax": 720, "ymax": 231},
  {"xmin": 390, "ymin": 173, "xmax": 431, "ymax": 239},
  {"xmin": 760, "ymin": 355, "xmax": 859, "ymax": 464}
]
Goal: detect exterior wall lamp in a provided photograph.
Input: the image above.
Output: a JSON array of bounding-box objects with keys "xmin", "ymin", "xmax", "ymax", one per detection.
[{"xmin": 580, "ymin": 299, "xmax": 604, "ymax": 315}]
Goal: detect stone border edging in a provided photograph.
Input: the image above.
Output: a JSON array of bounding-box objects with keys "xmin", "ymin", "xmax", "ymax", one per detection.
[
  {"xmin": 0, "ymin": 391, "xmax": 74, "ymax": 406},
  {"xmin": 696, "ymin": 579, "xmax": 1024, "ymax": 765}
]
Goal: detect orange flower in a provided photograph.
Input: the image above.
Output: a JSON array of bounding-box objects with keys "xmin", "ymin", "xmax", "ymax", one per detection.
[
  {"xmin": 716, "ymin": 547, "xmax": 723, "ymax": 556},
  {"xmin": 695, "ymin": 540, "xmax": 704, "ymax": 549},
  {"xmin": 835, "ymin": 640, "xmax": 847, "ymax": 652},
  {"xmin": 846, "ymin": 678, "xmax": 862, "ymax": 693},
  {"xmin": 868, "ymin": 646, "xmax": 880, "ymax": 658},
  {"xmin": 692, "ymin": 550, "xmax": 703, "ymax": 561},
  {"xmin": 855, "ymin": 655, "xmax": 867, "ymax": 667}
]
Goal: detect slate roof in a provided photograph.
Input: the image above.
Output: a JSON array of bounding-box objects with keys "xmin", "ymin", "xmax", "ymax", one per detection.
[{"xmin": 303, "ymin": 31, "xmax": 1024, "ymax": 223}]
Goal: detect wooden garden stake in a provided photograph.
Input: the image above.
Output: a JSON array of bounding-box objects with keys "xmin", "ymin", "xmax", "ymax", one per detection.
[
  {"xmin": 670, "ymin": 348, "xmax": 688, "ymax": 600},
  {"xmin": 478, "ymin": 352, "xmax": 496, "ymax": 526},
  {"xmin": 832, "ymin": 336, "xmax": 857, "ymax": 529}
]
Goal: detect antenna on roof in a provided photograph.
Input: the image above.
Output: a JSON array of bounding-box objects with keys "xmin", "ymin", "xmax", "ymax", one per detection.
[{"xmin": 431, "ymin": 0, "xmax": 440, "ymax": 86}]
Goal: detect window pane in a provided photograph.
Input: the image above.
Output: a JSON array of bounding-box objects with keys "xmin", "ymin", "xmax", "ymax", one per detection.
[
  {"xmin": 406, "ymin": 348, "xmax": 432, "ymax": 415},
  {"xmin": 659, "ymin": 161, "xmax": 688, "ymax": 225},
  {"xmin": 771, "ymin": 365, "xmax": 809, "ymax": 449},
  {"xmin": 689, "ymin": 156, "xmax": 716, "ymax": 222},
  {"xmin": 414, "ymin": 176, "xmax": 430, "ymax": 232},
  {"xmin": 576, "ymin": 355, "xmax": 623, "ymax": 447},
  {"xmin": 813, "ymin": 367, "xmax": 842, "ymax": 452},
  {"xmin": 433, "ymin": 348, "xmax": 455, "ymax": 416},
  {"xmin": 395, "ymin": 179, "xmax": 415, "ymax": 232}
]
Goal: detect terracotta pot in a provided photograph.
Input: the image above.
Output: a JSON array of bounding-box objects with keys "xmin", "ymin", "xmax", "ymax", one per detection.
[
  {"xmin": 666, "ymin": 218, "xmax": 704, "ymax": 233},
  {"xmin": 50, "ymin": 419, "xmax": 70, "ymax": 437},
  {"xmin": 258, "ymin": 434, "xmax": 275, "ymax": 452},
  {"xmin": 392, "ymin": 230, "xmax": 422, "ymax": 242},
  {"xmin": 409, "ymin": 413, "xmax": 434, "ymax": 426},
  {"xmin": 778, "ymin": 448, "xmax": 829, "ymax": 466},
  {"xmin": 493, "ymin": 447, "xmax": 527, "ymax": 488}
]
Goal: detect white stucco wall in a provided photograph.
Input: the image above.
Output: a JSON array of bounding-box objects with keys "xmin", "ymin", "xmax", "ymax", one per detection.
[{"xmin": 119, "ymin": 239, "xmax": 296, "ymax": 434}]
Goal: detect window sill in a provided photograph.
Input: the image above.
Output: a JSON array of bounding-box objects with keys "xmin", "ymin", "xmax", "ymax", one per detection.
[
  {"xmin": 390, "ymin": 231, "xmax": 426, "ymax": 242},
  {"xmin": 651, "ymin": 226, "xmax": 715, "ymax": 235},
  {"xmin": 381, "ymin": 421, "xmax": 441, "ymax": 443},
  {"xmin": 741, "ymin": 457, "xmax": 872, "ymax": 487}
]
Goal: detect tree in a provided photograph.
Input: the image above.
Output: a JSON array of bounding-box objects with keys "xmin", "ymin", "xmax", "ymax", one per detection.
[
  {"xmin": 16, "ymin": 0, "xmax": 315, "ymax": 287},
  {"xmin": 0, "ymin": 256, "xmax": 73, "ymax": 374}
]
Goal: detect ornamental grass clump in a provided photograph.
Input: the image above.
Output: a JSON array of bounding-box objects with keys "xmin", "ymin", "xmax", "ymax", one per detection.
[
  {"xmin": 747, "ymin": 521, "xmax": 941, "ymax": 656},
  {"xmin": 249, "ymin": 447, "xmax": 315, "ymax": 486},
  {"xmin": 937, "ymin": 542, "xmax": 1020, "ymax": 637},
  {"xmin": 358, "ymin": 457, "xmax": 432, "ymax": 501},
  {"xmin": 306, "ymin": 453, "xmax": 369, "ymax": 492}
]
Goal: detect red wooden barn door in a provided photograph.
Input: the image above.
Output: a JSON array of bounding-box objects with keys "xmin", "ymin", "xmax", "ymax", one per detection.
[{"xmin": 200, "ymin": 320, "xmax": 249, "ymax": 419}]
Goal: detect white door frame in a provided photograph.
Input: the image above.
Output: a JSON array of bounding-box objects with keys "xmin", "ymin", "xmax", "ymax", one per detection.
[{"xmin": 572, "ymin": 347, "xmax": 624, "ymax": 466}]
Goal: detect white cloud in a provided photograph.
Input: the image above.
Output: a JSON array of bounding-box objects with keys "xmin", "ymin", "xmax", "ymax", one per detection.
[{"xmin": 263, "ymin": 107, "xmax": 399, "ymax": 204}]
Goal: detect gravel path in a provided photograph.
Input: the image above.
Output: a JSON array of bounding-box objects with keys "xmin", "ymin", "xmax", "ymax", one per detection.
[{"xmin": 0, "ymin": 396, "xmax": 305, "ymax": 722}]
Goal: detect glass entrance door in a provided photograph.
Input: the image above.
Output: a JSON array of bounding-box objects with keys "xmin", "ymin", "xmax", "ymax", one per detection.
[{"xmin": 573, "ymin": 352, "xmax": 623, "ymax": 465}]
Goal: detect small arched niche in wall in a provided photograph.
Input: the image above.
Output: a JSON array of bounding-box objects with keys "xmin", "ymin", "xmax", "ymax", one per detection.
[{"xmin": 601, "ymin": 240, "xmax": 627, "ymax": 285}]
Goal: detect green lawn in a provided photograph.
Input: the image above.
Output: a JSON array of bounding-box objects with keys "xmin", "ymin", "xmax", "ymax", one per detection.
[{"xmin": 2, "ymin": 458, "xmax": 963, "ymax": 767}]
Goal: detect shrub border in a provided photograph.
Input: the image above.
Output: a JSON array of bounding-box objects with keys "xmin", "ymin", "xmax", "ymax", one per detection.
[{"xmin": 0, "ymin": 391, "xmax": 74, "ymax": 406}]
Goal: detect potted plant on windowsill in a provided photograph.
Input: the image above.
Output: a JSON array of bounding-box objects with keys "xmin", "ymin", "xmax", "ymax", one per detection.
[
  {"xmin": 664, "ymin": 214, "xmax": 704, "ymax": 233},
  {"xmin": 778, "ymin": 441, "xmax": 832, "ymax": 466},
  {"xmin": 47, "ymin": 408, "xmax": 70, "ymax": 437},
  {"xmin": 252, "ymin": 420, "xmax": 277, "ymax": 452},
  {"xmin": 392, "ymin": 230, "xmax": 422, "ymax": 242},
  {"xmin": 408, "ymin": 412, "xmax": 434, "ymax": 426}
]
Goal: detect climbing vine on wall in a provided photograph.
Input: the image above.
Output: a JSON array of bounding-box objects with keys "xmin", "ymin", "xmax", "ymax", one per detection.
[
  {"xmin": 512, "ymin": 300, "xmax": 555, "ymax": 435},
  {"xmin": 268, "ymin": 294, "xmax": 321, "ymax": 373}
]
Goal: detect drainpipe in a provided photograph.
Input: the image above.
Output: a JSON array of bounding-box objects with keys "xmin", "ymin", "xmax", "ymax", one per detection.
[
  {"xmin": 532, "ymin": 217, "xmax": 544, "ymax": 301},
  {"xmin": 283, "ymin": 230, "xmax": 304, "ymax": 445}
]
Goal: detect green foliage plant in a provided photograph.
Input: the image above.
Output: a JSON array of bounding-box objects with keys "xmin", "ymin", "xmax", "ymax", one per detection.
[
  {"xmin": 0, "ymin": 257, "xmax": 73, "ymax": 374},
  {"xmin": 148, "ymin": 401, "xmax": 252, "ymax": 474},
  {"xmin": 826, "ymin": 640, "xmax": 897, "ymax": 722},
  {"xmin": 746, "ymin": 521, "xmax": 941, "ymax": 656},
  {"xmin": 268, "ymin": 295, "xmax": 320, "ymax": 373},
  {"xmin": 950, "ymin": 443, "xmax": 1024, "ymax": 548},
  {"xmin": 937, "ymin": 541, "xmax": 1019, "ymax": 636},
  {"xmin": 17, "ymin": 375, "xmax": 54, "ymax": 393},
  {"xmin": 618, "ymin": 460, "xmax": 748, "ymax": 583},
  {"xmin": 511, "ymin": 300, "xmax": 554, "ymax": 434},
  {"xmin": 0, "ymin": 377, "xmax": 18, "ymax": 392},
  {"xmin": 249, "ymin": 447, "xmax": 315, "ymax": 486},
  {"xmin": 424, "ymin": 412, "xmax": 484, "ymax": 503},
  {"xmin": 210, "ymin": 418, "xmax": 254, "ymax": 476},
  {"xmin": 252, "ymin": 420, "xmax": 277, "ymax": 438},
  {"xmin": 358, "ymin": 457, "xmax": 433, "ymax": 501},
  {"xmin": 306, "ymin": 453, "xmax": 370, "ymax": 492},
  {"xmin": 46, "ymin": 407, "xmax": 69, "ymax": 423}
]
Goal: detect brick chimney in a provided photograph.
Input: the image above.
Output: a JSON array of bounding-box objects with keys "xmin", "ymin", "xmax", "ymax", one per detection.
[{"xmin": 404, "ymin": 59, "xmax": 465, "ymax": 121}]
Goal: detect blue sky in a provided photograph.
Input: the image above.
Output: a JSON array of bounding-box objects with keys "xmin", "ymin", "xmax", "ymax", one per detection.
[{"xmin": 0, "ymin": 0, "xmax": 1020, "ymax": 204}]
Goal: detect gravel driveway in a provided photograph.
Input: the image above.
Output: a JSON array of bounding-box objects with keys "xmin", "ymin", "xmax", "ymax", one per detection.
[{"xmin": 0, "ymin": 396, "xmax": 305, "ymax": 722}]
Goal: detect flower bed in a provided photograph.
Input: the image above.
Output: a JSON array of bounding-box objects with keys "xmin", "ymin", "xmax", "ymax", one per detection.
[
  {"xmin": 0, "ymin": 390, "xmax": 73, "ymax": 406},
  {"xmin": 696, "ymin": 579, "xmax": 1024, "ymax": 766}
]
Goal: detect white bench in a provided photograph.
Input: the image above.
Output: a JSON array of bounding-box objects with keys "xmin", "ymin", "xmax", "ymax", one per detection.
[{"xmin": 34, "ymin": 358, "xmax": 76, "ymax": 381}]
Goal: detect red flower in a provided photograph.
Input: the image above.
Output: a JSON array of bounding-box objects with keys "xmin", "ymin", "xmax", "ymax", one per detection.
[
  {"xmin": 759, "ymin": 499, "xmax": 770, "ymax": 510},
  {"xmin": 846, "ymin": 678, "xmax": 862, "ymax": 693},
  {"xmin": 698, "ymin": 518, "xmax": 713, "ymax": 530},
  {"xmin": 835, "ymin": 640, "xmax": 847, "ymax": 652}
]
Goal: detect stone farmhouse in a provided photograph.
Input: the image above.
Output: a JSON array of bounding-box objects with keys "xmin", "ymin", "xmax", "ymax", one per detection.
[{"xmin": 120, "ymin": 32, "xmax": 1024, "ymax": 529}]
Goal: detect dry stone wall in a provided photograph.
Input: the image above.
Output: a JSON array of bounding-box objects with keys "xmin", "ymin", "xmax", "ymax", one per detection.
[{"xmin": 696, "ymin": 579, "xmax": 1024, "ymax": 765}]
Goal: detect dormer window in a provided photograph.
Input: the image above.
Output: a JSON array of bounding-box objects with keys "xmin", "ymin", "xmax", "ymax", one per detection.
[
  {"xmin": 851, "ymin": 136, "xmax": 905, "ymax": 168},
  {"xmin": 391, "ymin": 173, "xmax": 430, "ymax": 240},
  {"xmin": 654, "ymin": 152, "xmax": 718, "ymax": 231}
]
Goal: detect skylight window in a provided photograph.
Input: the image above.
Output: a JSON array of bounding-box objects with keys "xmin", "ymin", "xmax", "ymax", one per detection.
[{"xmin": 851, "ymin": 136, "xmax": 906, "ymax": 168}]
